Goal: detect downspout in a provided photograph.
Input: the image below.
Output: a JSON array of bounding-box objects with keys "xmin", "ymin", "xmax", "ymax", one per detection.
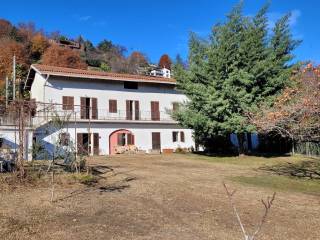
[{"xmin": 43, "ymin": 74, "xmax": 50, "ymax": 103}]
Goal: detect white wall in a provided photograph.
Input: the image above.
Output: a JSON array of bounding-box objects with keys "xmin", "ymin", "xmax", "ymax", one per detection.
[
  {"xmin": 36, "ymin": 122, "xmax": 194, "ymax": 155},
  {"xmin": 30, "ymin": 73, "xmax": 195, "ymax": 156},
  {"xmin": 30, "ymin": 73, "xmax": 47, "ymax": 102},
  {"xmin": 33, "ymin": 74, "xmax": 187, "ymax": 118},
  {"xmin": 0, "ymin": 126, "xmax": 33, "ymax": 160}
]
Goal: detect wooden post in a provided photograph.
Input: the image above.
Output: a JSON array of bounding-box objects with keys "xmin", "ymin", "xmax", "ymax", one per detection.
[{"xmin": 12, "ymin": 55, "xmax": 16, "ymax": 101}]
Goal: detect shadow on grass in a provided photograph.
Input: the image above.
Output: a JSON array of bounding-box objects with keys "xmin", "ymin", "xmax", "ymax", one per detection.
[
  {"xmin": 259, "ymin": 160, "xmax": 320, "ymax": 180},
  {"xmin": 230, "ymin": 175, "xmax": 320, "ymax": 195},
  {"xmin": 193, "ymin": 151, "xmax": 291, "ymax": 158}
]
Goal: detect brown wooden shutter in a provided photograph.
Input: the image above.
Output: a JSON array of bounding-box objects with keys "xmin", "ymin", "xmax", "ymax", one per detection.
[
  {"xmin": 127, "ymin": 133, "xmax": 132, "ymax": 145},
  {"xmin": 134, "ymin": 101, "xmax": 140, "ymax": 120},
  {"xmin": 77, "ymin": 133, "xmax": 83, "ymax": 154},
  {"xmin": 91, "ymin": 98, "xmax": 98, "ymax": 119},
  {"xmin": 69, "ymin": 97, "xmax": 74, "ymax": 111},
  {"xmin": 62, "ymin": 96, "xmax": 68, "ymax": 110},
  {"xmin": 109, "ymin": 100, "xmax": 117, "ymax": 113},
  {"xmin": 126, "ymin": 100, "xmax": 132, "ymax": 120},
  {"xmin": 151, "ymin": 101, "xmax": 160, "ymax": 121},
  {"xmin": 180, "ymin": 131, "xmax": 185, "ymax": 142},
  {"xmin": 127, "ymin": 133, "xmax": 135, "ymax": 145},
  {"xmin": 152, "ymin": 132, "xmax": 161, "ymax": 150},
  {"xmin": 93, "ymin": 133, "xmax": 99, "ymax": 155},
  {"xmin": 80, "ymin": 97, "xmax": 86, "ymax": 119}
]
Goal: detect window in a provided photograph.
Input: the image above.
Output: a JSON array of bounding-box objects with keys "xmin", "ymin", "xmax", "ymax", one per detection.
[
  {"xmin": 124, "ymin": 81, "xmax": 138, "ymax": 89},
  {"xmin": 180, "ymin": 131, "xmax": 185, "ymax": 142},
  {"xmin": 117, "ymin": 133, "xmax": 126, "ymax": 146},
  {"xmin": 151, "ymin": 101, "xmax": 160, "ymax": 121},
  {"xmin": 80, "ymin": 97, "xmax": 98, "ymax": 119},
  {"xmin": 62, "ymin": 96, "xmax": 74, "ymax": 110},
  {"xmin": 172, "ymin": 131, "xmax": 178, "ymax": 142},
  {"xmin": 59, "ymin": 133, "xmax": 70, "ymax": 146},
  {"xmin": 109, "ymin": 99, "xmax": 117, "ymax": 113}
]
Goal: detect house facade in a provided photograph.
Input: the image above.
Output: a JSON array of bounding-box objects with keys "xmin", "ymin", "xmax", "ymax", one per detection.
[{"xmin": 24, "ymin": 64, "xmax": 195, "ymax": 157}]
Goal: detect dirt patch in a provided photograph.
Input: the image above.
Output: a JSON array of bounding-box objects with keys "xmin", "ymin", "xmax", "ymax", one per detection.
[{"xmin": 0, "ymin": 154, "xmax": 319, "ymax": 240}]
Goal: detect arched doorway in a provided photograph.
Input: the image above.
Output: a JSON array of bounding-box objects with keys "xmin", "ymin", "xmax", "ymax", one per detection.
[{"xmin": 109, "ymin": 129, "xmax": 135, "ymax": 155}]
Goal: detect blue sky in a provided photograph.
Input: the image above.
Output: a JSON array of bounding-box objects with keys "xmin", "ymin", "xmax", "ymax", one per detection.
[{"xmin": 1, "ymin": 0, "xmax": 320, "ymax": 64}]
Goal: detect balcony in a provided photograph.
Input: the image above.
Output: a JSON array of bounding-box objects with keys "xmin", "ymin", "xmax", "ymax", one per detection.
[{"xmin": 31, "ymin": 104, "xmax": 177, "ymax": 126}]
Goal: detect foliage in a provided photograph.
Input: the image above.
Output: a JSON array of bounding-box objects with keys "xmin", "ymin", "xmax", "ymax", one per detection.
[
  {"xmin": 100, "ymin": 62, "xmax": 111, "ymax": 72},
  {"xmin": 173, "ymin": 2, "xmax": 300, "ymax": 153},
  {"xmin": 158, "ymin": 54, "xmax": 172, "ymax": 69},
  {"xmin": 251, "ymin": 65, "xmax": 320, "ymax": 144},
  {"xmin": 31, "ymin": 33, "xmax": 49, "ymax": 60},
  {"xmin": 41, "ymin": 45, "xmax": 87, "ymax": 69},
  {"xmin": 97, "ymin": 39, "xmax": 113, "ymax": 52},
  {"xmin": 0, "ymin": 18, "xmax": 153, "ymax": 97},
  {"xmin": 0, "ymin": 38, "xmax": 29, "ymax": 81}
]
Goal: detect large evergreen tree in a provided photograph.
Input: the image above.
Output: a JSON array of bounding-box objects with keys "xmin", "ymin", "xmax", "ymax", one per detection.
[{"xmin": 173, "ymin": 2, "xmax": 300, "ymax": 153}]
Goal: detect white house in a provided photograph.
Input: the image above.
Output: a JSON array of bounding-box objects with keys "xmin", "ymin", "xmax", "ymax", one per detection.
[
  {"xmin": 150, "ymin": 67, "xmax": 171, "ymax": 78},
  {"xmin": 22, "ymin": 64, "xmax": 194, "ymax": 157}
]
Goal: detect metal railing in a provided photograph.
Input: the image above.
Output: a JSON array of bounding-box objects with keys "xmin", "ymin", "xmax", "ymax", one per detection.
[{"xmin": 30, "ymin": 103, "xmax": 176, "ymax": 126}]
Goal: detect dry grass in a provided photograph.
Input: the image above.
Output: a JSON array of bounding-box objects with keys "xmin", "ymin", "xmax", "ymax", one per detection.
[{"xmin": 0, "ymin": 154, "xmax": 319, "ymax": 240}]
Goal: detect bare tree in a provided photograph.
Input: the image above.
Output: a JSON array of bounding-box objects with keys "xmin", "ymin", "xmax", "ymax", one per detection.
[
  {"xmin": 223, "ymin": 183, "xmax": 276, "ymax": 240},
  {"xmin": 249, "ymin": 65, "xmax": 320, "ymax": 153}
]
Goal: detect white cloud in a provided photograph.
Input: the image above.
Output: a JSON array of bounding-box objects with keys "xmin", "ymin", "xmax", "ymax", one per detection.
[
  {"xmin": 78, "ymin": 15, "xmax": 92, "ymax": 21},
  {"xmin": 267, "ymin": 9, "xmax": 301, "ymax": 29},
  {"xmin": 289, "ymin": 9, "xmax": 301, "ymax": 26}
]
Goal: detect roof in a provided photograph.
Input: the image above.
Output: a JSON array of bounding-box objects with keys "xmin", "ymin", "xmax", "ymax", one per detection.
[{"xmin": 25, "ymin": 64, "xmax": 176, "ymax": 90}]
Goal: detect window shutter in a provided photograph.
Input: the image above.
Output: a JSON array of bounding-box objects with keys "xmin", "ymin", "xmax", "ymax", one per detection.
[
  {"xmin": 152, "ymin": 132, "xmax": 161, "ymax": 150},
  {"xmin": 126, "ymin": 100, "xmax": 132, "ymax": 120},
  {"xmin": 63, "ymin": 97, "xmax": 74, "ymax": 110},
  {"xmin": 151, "ymin": 101, "xmax": 160, "ymax": 121},
  {"xmin": 62, "ymin": 96, "xmax": 68, "ymax": 110},
  {"xmin": 68, "ymin": 97, "xmax": 74, "ymax": 111},
  {"xmin": 109, "ymin": 100, "xmax": 117, "ymax": 113},
  {"xmin": 93, "ymin": 133, "xmax": 99, "ymax": 155},
  {"xmin": 134, "ymin": 101, "xmax": 140, "ymax": 120},
  {"xmin": 91, "ymin": 98, "xmax": 98, "ymax": 119},
  {"xmin": 77, "ymin": 133, "xmax": 83, "ymax": 154},
  {"xmin": 127, "ymin": 133, "xmax": 135, "ymax": 145},
  {"xmin": 80, "ymin": 97, "xmax": 86, "ymax": 119},
  {"xmin": 180, "ymin": 131, "xmax": 185, "ymax": 142}
]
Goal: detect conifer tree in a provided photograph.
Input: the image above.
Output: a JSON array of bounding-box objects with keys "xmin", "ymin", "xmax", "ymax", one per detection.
[{"xmin": 174, "ymin": 2, "xmax": 300, "ymax": 153}]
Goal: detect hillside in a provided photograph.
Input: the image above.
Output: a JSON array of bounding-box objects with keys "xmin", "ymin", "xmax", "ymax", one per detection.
[{"xmin": 0, "ymin": 18, "xmax": 173, "ymax": 96}]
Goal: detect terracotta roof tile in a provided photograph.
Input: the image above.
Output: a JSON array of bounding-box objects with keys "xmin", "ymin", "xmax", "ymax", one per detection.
[{"xmin": 31, "ymin": 64, "xmax": 176, "ymax": 84}]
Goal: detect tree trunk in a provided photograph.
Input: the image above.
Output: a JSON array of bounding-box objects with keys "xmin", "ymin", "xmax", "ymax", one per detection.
[{"xmin": 237, "ymin": 133, "xmax": 246, "ymax": 156}]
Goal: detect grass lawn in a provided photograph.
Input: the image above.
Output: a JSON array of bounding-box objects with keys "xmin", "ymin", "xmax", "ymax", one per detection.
[
  {"xmin": 1, "ymin": 153, "xmax": 320, "ymax": 240},
  {"xmin": 230, "ymin": 175, "xmax": 320, "ymax": 195},
  {"xmin": 183, "ymin": 153, "xmax": 320, "ymax": 195}
]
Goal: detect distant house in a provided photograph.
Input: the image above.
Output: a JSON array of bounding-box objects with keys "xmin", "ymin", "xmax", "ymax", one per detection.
[
  {"xmin": 48, "ymin": 39, "xmax": 83, "ymax": 50},
  {"xmin": 150, "ymin": 67, "xmax": 171, "ymax": 78}
]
